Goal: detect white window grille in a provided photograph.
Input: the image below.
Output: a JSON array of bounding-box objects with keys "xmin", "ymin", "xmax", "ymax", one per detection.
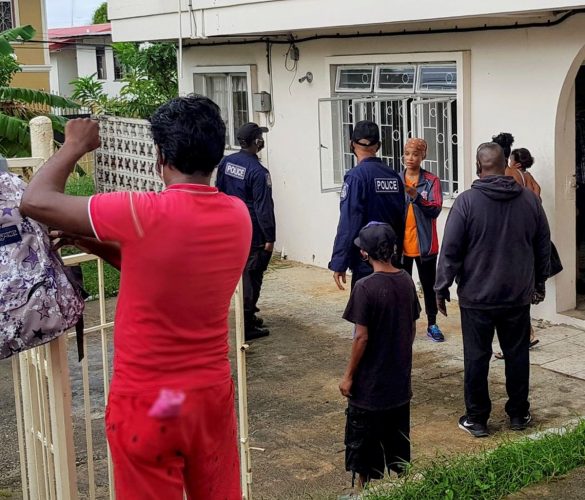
[
  {"xmin": 96, "ymin": 48, "xmax": 107, "ymax": 80},
  {"xmin": 417, "ymin": 64, "xmax": 457, "ymax": 93},
  {"xmin": 374, "ymin": 65, "xmax": 416, "ymax": 93},
  {"xmin": 194, "ymin": 72, "xmax": 251, "ymax": 149},
  {"xmin": 335, "ymin": 66, "xmax": 374, "ymax": 93},
  {"xmin": 0, "ymin": 0, "xmax": 13, "ymax": 31},
  {"xmin": 411, "ymin": 98, "xmax": 458, "ymax": 194},
  {"xmin": 320, "ymin": 62, "xmax": 459, "ymax": 197}
]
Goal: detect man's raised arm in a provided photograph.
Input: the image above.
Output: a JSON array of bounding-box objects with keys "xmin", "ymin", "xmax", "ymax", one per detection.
[{"xmin": 20, "ymin": 119, "xmax": 100, "ymax": 237}]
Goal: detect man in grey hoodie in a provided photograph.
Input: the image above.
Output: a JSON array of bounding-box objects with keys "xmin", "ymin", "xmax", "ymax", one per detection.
[{"xmin": 435, "ymin": 142, "xmax": 550, "ymax": 438}]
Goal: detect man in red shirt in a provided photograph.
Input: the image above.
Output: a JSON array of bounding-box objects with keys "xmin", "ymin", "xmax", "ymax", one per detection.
[{"xmin": 20, "ymin": 96, "xmax": 252, "ymax": 499}]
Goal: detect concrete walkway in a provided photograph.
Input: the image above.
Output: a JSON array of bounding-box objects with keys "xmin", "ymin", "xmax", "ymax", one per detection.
[
  {"xmin": 2, "ymin": 259, "xmax": 585, "ymax": 499},
  {"xmin": 245, "ymin": 260, "xmax": 585, "ymax": 499},
  {"xmin": 529, "ymin": 323, "xmax": 585, "ymax": 379}
]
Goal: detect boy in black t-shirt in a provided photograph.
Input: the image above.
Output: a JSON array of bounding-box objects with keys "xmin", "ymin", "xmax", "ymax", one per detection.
[{"xmin": 339, "ymin": 221, "xmax": 420, "ymax": 489}]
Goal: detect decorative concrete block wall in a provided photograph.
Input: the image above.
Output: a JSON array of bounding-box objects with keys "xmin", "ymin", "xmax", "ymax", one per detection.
[{"xmin": 95, "ymin": 116, "xmax": 163, "ymax": 193}]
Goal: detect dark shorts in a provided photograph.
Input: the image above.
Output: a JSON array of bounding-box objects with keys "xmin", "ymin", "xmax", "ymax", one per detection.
[{"xmin": 344, "ymin": 402, "xmax": 411, "ymax": 479}]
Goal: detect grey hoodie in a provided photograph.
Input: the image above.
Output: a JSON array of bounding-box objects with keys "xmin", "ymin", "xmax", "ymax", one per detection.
[{"xmin": 435, "ymin": 176, "xmax": 551, "ymax": 309}]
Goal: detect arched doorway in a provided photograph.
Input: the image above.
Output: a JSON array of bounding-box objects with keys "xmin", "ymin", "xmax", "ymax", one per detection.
[{"xmin": 555, "ymin": 46, "xmax": 585, "ymax": 320}]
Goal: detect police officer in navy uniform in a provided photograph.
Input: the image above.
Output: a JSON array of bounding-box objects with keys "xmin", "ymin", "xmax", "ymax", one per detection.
[
  {"xmin": 217, "ymin": 122, "xmax": 275, "ymax": 340},
  {"xmin": 329, "ymin": 120, "xmax": 406, "ymax": 290}
]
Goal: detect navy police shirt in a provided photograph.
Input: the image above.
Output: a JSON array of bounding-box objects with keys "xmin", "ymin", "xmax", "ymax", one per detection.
[
  {"xmin": 216, "ymin": 151, "xmax": 276, "ymax": 247},
  {"xmin": 329, "ymin": 157, "xmax": 405, "ymax": 274}
]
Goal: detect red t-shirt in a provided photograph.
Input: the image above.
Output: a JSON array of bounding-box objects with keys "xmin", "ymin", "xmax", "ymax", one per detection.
[{"xmin": 88, "ymin": 184, "xmax": 252, "ymax": 395}]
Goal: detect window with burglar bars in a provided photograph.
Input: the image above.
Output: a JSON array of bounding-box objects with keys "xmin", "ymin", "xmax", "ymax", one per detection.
[
  {"xmin": 194, "ymin": 72, "xmax": 250, "ymax": 149},
  {"xmin": 0, "ymin": 0, "xmax": 13, "ymax": 31},
  {"xmin": 319, "ymin": 63, "xmax": 459, "ymax": 197},
  {"xmin": 96, "ymin": 48, "xmax": 107, "ymax": 80}
]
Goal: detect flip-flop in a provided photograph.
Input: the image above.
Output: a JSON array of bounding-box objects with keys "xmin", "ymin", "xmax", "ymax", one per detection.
[
  {"xmin": 494, "ymin": 352, "xmax": 504, "ymax": 360},
  {"xmin": 529, "ymin": 339, "xmax": 540, "ymax": 348}
]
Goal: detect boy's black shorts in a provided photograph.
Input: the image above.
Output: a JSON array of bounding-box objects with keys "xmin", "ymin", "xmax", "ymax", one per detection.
[{"xmin": 344, "ymin": 402, "xmax": 411, "ymax": 479}]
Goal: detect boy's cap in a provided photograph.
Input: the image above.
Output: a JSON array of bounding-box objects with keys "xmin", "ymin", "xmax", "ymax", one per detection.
[
  {"xmin": 351, "ymin": 120, "xmax": 380, "ymax": 146},
  {"xmin": 354, "ymin": 221, "xmax": 397, "ymax": 256},
  {"xmin": 237, "ymin": 122, "xmax": 269, "ymax": 143}
]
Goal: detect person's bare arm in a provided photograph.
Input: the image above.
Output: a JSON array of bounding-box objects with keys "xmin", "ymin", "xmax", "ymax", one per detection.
[
  {"xmin": 53, "ymin": 232, "xmax": 121, "ymax": 270},
  {"xmin": 339, "ymin": 324, "xmax": 368, "ymax": 397},
  {"xmin": 20, "ymin": 119, "xmax": 100, "ymax": 237}
]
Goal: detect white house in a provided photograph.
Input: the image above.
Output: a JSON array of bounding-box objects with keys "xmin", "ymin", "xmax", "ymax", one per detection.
[
  {"xmin": 107, "ymin": 0, "xmax": 585, "ymax": 327},
  {"xmin": 49, "ymin": 23, "xmax": 125, "ymax": 98}
]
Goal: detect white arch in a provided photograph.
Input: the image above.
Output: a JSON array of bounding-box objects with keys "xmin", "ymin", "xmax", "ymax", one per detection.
[{"xmin": 553, "ymin": 44, "xmax": 585, "ymax": 315}]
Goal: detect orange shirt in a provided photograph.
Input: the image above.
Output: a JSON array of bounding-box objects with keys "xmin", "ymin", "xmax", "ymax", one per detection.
[{"xmin": 403, "ymin": 177, "xmax": 420, "ymax": 257}]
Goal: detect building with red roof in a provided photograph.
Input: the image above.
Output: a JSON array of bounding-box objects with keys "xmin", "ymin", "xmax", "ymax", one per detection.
[{"xmin": 49, "ymin": 23, "xmax": 125, "ymax": 98}]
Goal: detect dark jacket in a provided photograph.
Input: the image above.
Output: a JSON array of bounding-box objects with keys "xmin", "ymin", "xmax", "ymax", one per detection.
[
  {"xmin": 434, "ymin": 176, "xmax": 551, "ymax": 309},
  {"xmin": 216, "ymin": 151, "xmax": 276, "ymax": 247},
  {"xmin": 399, "ymin": 168, "xmax": 443, "ymax": 260},
  {"xmin": 329, "ymin": 157, "xmax": 405, "ymax": 275}
]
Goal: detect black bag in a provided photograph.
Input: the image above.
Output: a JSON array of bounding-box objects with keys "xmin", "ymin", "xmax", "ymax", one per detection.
[{"xmin": 550, "ymin": 242, "xmax": 563, "ymax": 278}]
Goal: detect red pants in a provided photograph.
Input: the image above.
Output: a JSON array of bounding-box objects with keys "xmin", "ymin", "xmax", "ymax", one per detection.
[{"xmin": 106, "ymin": 381, "xmax": 241, "ymax": 499}]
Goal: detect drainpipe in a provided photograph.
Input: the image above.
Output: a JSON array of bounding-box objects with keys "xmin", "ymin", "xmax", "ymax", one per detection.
[{"xmin": 177, "ymin": 0, "xmax": 183, "ymax": 89}]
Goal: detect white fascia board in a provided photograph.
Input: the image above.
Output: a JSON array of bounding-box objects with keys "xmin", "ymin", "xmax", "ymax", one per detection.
[
  {"xmin": 109, "ymin": 0, "xmax": 583, "ymax": 41},
  {"xmin": 108, "ymin": 0, "xmax": 275, "ymax": 20}
]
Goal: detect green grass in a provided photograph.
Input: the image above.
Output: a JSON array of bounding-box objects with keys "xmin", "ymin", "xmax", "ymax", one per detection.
[
  {"xmin": 365, "ymin": 420, "xmax": 585, "ymax": 500},
  {"xmin": 64, "ymin": 175, "xmax": 120, "ymax": 299}
]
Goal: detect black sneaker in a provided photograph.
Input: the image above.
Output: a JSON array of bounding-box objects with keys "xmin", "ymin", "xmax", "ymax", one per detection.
[
  {"xmin": 458, "ymin": 415, "xmax": 489, "ymax": 437},
  {"xmin": 245, "ymin": 326, "xmax": 270, "ymax": 341},
  {"xmin": 510, "ymin": 412, "xmax": 532, "ymax": 431}
]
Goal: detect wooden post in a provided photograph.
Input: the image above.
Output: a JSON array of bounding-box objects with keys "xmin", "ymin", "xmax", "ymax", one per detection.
[
  {"xmin": 46, "ymin": 338, "xmax": 78, "ymax": 499},
  {"xmin": 234, "ymin": 278, "xmax": 253, "ymax": 500}
]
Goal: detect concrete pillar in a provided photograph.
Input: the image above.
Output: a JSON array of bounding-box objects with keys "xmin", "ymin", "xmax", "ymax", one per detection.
[{"xmin": 29, "ymin": 116, "xmax": 54, "ymax": 171}]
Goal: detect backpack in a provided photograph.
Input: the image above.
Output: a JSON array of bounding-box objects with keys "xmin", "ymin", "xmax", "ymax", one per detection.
[{"xmin": 0, "ymin": 167, "xmax": 85, "ymax": 360}]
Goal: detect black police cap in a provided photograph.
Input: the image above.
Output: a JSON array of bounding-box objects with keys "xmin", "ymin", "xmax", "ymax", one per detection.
[
  {"xmin": 237, "ymin": 122, "xmax": 269, "ymax": 143},
  {"xmin": 351, "ymin": 120, "xmax": 380, "ymax": 146}
]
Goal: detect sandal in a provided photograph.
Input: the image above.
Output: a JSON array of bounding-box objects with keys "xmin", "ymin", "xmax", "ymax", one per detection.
[
  {"xmin": 529, "ymin": 338, "xmax": 540, "ymax": 348},
  {"xmin": 494, "ymin": 352, "xmax": 504, "ymax": 360}
]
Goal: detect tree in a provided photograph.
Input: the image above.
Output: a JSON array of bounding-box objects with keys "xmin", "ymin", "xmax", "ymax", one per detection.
[
  {"xmin": 70, "ymin": 74, "xmax": 107, "ymax": 113},
  {"xmin": 113, "ymin": 42, "xmax": 178, "ymax": 117},
  {"xmin": 92, "ymin": 2, "xmax": 108, "ymax": 24},
  {"xmin": 70, "ymin": 41, "xmax": 178, "ymax": 119},
  {"xmin": 0, "ymin": 26, "xmax": 80, "ymax": 157}
]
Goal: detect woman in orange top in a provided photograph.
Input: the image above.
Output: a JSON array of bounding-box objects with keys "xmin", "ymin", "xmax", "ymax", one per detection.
[{"xmin": 400, "ymin": 138, "xmax": 445, "ymax": 342}]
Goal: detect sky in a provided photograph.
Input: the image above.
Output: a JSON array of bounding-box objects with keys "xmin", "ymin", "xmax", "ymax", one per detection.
[{"xmin": 46, "ymin": 0, "xmax": 105, "ymax": 28}]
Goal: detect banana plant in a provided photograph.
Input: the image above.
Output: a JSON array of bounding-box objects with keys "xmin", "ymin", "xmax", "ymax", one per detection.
[{"xmin": 0, "ymin": 25, "xmax": 81, "ymax": 157}]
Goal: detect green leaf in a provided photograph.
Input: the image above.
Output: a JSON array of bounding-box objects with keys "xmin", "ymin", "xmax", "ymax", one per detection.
[
  {"xmin": 0, "ymin": 25, "xmax": 36, "ymax": 56},
  {"xmin": 0, "ymin": 25, "xmax": 36, "ymax": 43},
  {"xmin": 0, "ymin": 87, "xmax": 80, "ymax": 108},
  {"xmin": 0, "ymin": 137, "xmax": 30, "ymax": 157},
  {"xmin": 0, "ymin": 112, "xmax": 29, "ymax": 145}
]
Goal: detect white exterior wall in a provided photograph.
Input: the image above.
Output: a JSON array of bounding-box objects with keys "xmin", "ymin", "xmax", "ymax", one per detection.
[
  {"xmin": 49, "ymin": 50, "xmax": 78, "ymax": 96},
  {"xmin": 177, "ymin": 14, "xmax": 585, "ymax": 324},
  {"xmin": 50, "ymin": 37, "xmax": 125, "ymax": 99},
  {"xmin": 75, "ymin": 44, "xmax": 124, "ymax": 98}
]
